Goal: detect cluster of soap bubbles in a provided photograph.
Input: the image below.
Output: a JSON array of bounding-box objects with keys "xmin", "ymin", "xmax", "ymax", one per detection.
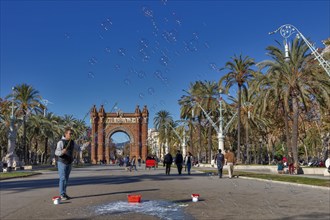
[
  {"xmin": 138, "ymin": 38, "xmax": 151, "ymax": 63},
  {"xmin": 162, "ymin": 29, "xmax": 178, "ymax": 44},
  {"xmin": 82, "ymin": 3, "xmax": 217, "ymax": 117},
  {"xmin": 100, "ymin": 18, "xmax": 112, "ymax": 31},
  {"xmin": 153, "ymin": 70, "xmax": 169, "ymax": 86},
  {"xmin": 142, "ymin": 6, "xmax": 153, "ymax": 18}
]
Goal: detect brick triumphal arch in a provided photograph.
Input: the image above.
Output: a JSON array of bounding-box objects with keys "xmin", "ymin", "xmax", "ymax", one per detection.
[{"xmin": 90, "ymin": 105, "xmax": 149, "ymax": 164}]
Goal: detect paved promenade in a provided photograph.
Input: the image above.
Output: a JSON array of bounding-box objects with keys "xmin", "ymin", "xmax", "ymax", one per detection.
[{"xmin": 1, "ymin": 165, "xmax": 329, "ymax": 220}]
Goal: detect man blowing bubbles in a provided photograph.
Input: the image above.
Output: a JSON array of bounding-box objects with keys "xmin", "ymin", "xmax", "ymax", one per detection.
[{"xmin": 55, "ymin": 127, "xmax": 89, "ymax": 200}]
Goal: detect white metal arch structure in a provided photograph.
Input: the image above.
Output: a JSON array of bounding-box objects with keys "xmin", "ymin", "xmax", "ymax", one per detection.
[{"xmin": 269, "ymin": 24, "xmax": 330, "ymax": 78}]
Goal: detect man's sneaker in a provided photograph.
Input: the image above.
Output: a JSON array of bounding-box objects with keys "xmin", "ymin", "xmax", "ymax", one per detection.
[{"xmin": 61, "ymin": 193, "xmax": 71, "ymax": 200}]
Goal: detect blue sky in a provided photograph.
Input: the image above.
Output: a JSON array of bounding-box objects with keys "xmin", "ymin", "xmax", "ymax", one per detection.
[{"xmin": 1, "ymin": 0, "xmax": 329, "ymax": 142}]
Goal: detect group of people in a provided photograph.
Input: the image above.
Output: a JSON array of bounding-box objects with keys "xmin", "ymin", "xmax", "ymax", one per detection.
[
  {"xmin": 54, "ymin": 127, "xmax": 238, "ymax": 201},
  {"xmin": 124, "ymin": 155, "xmax": 140, "ymax": 172},
  {"xmin": 277, "ymin": 151, "xmax": 295, "ymax": 174},
  {"xmin": 163, "ymin": 149, "xmax": 237, "ymax": 178},
  {"xmin": 163, "ymin": 150, "xmax": 194, "ymax": 175},
  {"xmin": 214, "ymin": 148, "xmax": 236, "ymax": 178}
]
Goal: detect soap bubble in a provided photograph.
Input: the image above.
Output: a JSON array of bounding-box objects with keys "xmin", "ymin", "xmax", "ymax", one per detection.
[
  {"xmin": 162, "ymin": 30, "xmax": 177, "ymax": 43},
  {"xmin": 142, "ymin": 54, "xmax": 151, "ymax": 63},
  {"xmin": 124, "ymin": 79, "xmax": 131, "ymax": 85},
  {"xmin": 192, "ymin": 32, "xmax": 199, "ymax": 40},
  {"xmin": 154, "ymin": 70, "xmax": 163, "ymax": 79},
  {"xmin": 105, "ymin": 47, "xmax": 111, "ymax": 53},
  {"xmin": 150, "ymin": 104, "xmax": 157, "ymax": 112},
  {"xmin": 114, "ymin": 64, "xmax": 121, "ymax": 71},
  {"xmin": 209, "ymin": 63, "xmax": 217, "ymax": 71},
  {"xmin": 64, "ymin": 33, "xmax": 71, "ymax": 39},
  {"xmin": 160, "ymin": 100, "xmax": 166, "ymax": 107},
  {"xmin": 118, "ymin": 48, "xmax": 126, "ymax": 56},
  {"xmin": 138, "ymin": 71, "xmax": 146, "ymax": 79},
  {"xmin": 161, "ymin": 0, "xmax": 168, "ymax": 5},
  {"xmin": 139, "ymin": 38, "xmax": 149, "ymax": 49},
  {"xmin": 142, "ymin": 6, "xmax": 153, "ymax": 18},
  {"xmin": 186, "ymin": 39, "xmax": 198, "ymax": 52},
  {"xmin": 160, "ymin": 56, "xmax": 169, "ymax": 66},
  {"xmin": 147, "ymin": 87, "xmax": 155, "ymax": 95},
  {"xmin": 139, "ymin": 93, "xmax": 145, "ymax": 99},
  {"xmin": 88, "ymin": 71, "xmax": 95, "ymax": 78},
  {"xmin": 98, "ymin": 33, "xmax": 104, "ymax": 40},
  {"xmin": 89, "ymin": 57, "xmax": 98, "ymax": 65},
  {"xmin": 204, "ymin": 42, "xmax": 210, "ymax": 49},
  {"xmin": 101, "ymin": 18, "xmax": 112, "ymax": 31}
]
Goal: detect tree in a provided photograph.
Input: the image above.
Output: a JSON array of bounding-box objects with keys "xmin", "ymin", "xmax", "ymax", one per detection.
[
  {"xmin": 6, "ymin": 84, "xmax": 44, "ymax": 163},
  {"xmin": 154, "ymin": 110, "xmax": 173, "ymax": 155},
  {"xmin": 219, "ymin": 55, "xmax": 256, "ymax": 162},
  {"xmin": 257, "ymin": 38, "xmax": 330, "ymax": 164}
]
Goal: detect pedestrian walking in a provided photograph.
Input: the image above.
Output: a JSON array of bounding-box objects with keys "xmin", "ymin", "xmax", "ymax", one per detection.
[
  {"xmin": 215, "ymin": 149, "xmax": 225, "ymax": 178},
  {"xmin": 125, "ymin": 155, "xmax": 130, "ymax": 171},
  {"xmin": 175, "ymin": 150, "xmax": 183, "ymax": 175},
  {"xmin": 130, "ymin": 156, "xmax": 137, "ymax": 172},
  {"xmin": 224, "ymin": 149, "xmax": 236, "ymax": 178},
  {"xmin": 138, "ymin": 156, "xmax": 141, "ymax": 167},
  {"xmin": 163, "ymin": 152, "xmax": 173, "ymax": 175},
  {"xmin": 55, "ymin": 128, "xmax": 86, "ymax": 200},
  {"xmin": 288, "ymin": 152, "xmax": 294, "ymax": 174},
  {"xmin": 184, "ymin": 152, "xmax": 193, "ymax": 175}
]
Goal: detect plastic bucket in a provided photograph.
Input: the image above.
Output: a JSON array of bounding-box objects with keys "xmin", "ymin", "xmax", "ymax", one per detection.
[
  {"xmin": 127, "ymin": 194, "xmax": 142, "ymax": 203},
  {"xmin": 52, "ymin": 196, "xmax": 61, "ymax": 205},
  {"xmin": 191, "ymin": 194, "xmax": 200, "ymax": 202}
]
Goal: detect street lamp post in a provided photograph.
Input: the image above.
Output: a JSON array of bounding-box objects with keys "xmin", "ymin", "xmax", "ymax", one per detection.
[
  {"xmin": 165, "ymin": 126, "xmax": 169, "ymax": 154},
  {"xmin": 167, "ymin": 122, "xmax": 187, "ymax": 156},
  {"xmin": 218, "ymin": 92, "xmax": 225, "ymax": 153},
  {"xmin": 269, "ymin": 24, "xmax": 330, "ymax": 78},
  {"xmin": 259, "ymin": 138, "xmax": 263, "ymax": 164}
]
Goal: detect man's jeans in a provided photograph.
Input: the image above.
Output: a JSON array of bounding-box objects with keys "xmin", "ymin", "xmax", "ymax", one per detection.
[
  {"xmin": 57, "ymin": 161, "xmax": 72, "ymax": 195},
  {"xmin": 187, "ymin": 163, "xmax": 192, "ymax": 174},
  {"xmin": 217, "ymin": 164, "xmax": 223, "ymax": 178}
]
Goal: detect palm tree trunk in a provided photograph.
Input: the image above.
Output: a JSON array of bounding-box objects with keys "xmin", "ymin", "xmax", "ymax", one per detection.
[
  {"xmin": 189, "ymin": 123, "xmax": 193, "ymax": 154},
  {"xmin": 23, "ymin": 114, "xmax": 27, "ymax": 164},
  {"xmin": 291, "ymin": 95, "xmax": 299, "ymax": 164},
  {"xmin": 198, "ymin": 117, "xmax": 202, "ymax": 155},
  {"xmin": 282, "ymin": 102, "xmax": 292, "ymax": 153},
  {"xmin": 44, "ymin": 137, "xmax": 48, "ymax": 164},
  {"xmin": 35, "ymin": 139, "xmax": 38, "ymax": 164},
  {"xmin": 245, "ymin": 114, "xmax": 249, "ymax": 164},
  {"xmin": 237, "ymin": 85, "xmax": 242, "ymax": 161}
]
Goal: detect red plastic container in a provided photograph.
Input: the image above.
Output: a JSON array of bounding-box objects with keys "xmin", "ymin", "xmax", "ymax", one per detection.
[{"xmin": 127, "ymin": 194, "xmax": 142, "ymax": 203}]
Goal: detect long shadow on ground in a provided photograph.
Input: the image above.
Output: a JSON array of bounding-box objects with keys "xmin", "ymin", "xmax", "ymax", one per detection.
[{"xmin": 0, "ymin": 172, "xmax": 195, "ymax": 193}]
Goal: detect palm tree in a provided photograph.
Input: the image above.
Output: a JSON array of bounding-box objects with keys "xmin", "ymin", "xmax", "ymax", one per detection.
[
  {"xmin": 26, "ymin": 114, "xmax": 45, "ymax": 164},
  {"xmin": 154, "ymin": 110, "xmax": 173, "ymax": 155},
  {"xmin": 41, "ymin": 112, "xmax": 60, "ymax": 164},
  {"xmin": 6, "ymin": 84, "xmax": 43, "ymax": 163},
  {"xmin": 257, "ymin": 38, "xmax": 330, "ymax": 164},
  {"xmin": 219, "ymin": 55, "xmax": 256, "ymax": 161}
]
